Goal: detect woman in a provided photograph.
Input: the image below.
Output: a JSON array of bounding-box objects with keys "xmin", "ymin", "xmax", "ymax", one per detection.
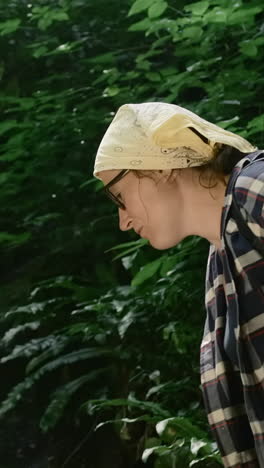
[{"xmin": 93, "ymin": 102, "xmax": 264, "ymax": 467}]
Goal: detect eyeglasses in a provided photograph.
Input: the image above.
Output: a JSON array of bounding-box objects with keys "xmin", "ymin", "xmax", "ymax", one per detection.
[{"xmin": 103, "ymin": 169, "xmax": 130, "ymax": 210}]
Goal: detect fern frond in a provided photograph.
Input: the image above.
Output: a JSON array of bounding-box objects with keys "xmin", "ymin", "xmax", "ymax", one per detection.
[
  {"xmin": 4, "ymin": 300, "xmax": 55, "ymax": 319},
  {"xmin": 1, "ymin": 335, "xmax": 67, "ymax": 363},
  {"xmin": 0, "ymin": 347, "xmax": 114, "ymax": 418},
  {"xmin": 40, "ymin": 368, "xmax": 110, "ymax": 432},
  {"xmin": 83, "ymin": 397, "xmax": 171, "ymax": 418},
  {"xmin": 25, "ymin": 336, "xmax": 69, "ymax": 374},
  {"xmin": 2, "ymin": 321, "xmax": 40, "ymax": 344}
]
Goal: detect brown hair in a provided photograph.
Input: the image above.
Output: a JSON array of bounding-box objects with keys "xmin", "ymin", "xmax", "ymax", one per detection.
[{"xmin": 195, "ymin": 143, "xmax": 247, "ymax": 189}]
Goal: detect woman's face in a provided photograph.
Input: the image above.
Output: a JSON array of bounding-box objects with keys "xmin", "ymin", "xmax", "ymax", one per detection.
[{"xmin": 99, "ymin": 169, "xmax": 185, "ymax": 250}]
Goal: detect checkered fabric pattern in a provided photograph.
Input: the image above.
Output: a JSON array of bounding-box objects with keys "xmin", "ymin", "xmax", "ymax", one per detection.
[{"xmin": 201, "ymin": 151, "xmax": 264, "ymax": 468}]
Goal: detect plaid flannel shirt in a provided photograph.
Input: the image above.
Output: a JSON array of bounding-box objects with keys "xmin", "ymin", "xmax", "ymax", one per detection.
[{"xmin": 200, "ymin": 150, "xmax": 264, "ymax": 468}]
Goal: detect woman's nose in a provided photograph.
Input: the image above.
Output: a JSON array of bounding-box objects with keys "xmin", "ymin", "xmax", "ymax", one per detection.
[{"xmin": 118, "ymin": 208, "xmax": 132, "ymax": 231}]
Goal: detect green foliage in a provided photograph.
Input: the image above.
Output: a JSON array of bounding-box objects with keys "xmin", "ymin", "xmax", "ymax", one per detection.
[
  {"xmin": 30, "ymin": 6, "xmax": 69, "ymax": 30},
  {"xmin": 0, "ymin": 18, "xmax": 21, "ymax": 35},
  {"xmin": 0, "ymin": 237, "xmax": 209, "ymax": 464},
  {"xmin": 142, "ymin": 436, "xmax": 222, "ymax": 467},
  {"xmin": 40, "ymin": 370, "xmax": 109, "ymax": 432}
]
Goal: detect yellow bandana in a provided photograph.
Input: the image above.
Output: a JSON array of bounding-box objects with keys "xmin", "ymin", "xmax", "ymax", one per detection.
[{"xmin": 93, "ymin": 102, "xmax": 256, "ymax": 179}]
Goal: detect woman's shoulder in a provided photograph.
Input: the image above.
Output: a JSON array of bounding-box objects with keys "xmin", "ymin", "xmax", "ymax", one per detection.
[
  {"xmin": 233, "ymin": 157, "xmax": 264, "ymax": 205},
  {"xmin": 232, "ymin": 156, "xmax": 264, "ymax": 240},
  {"xmin": 236, "ymin": 154, "xmax": 264, "ymax": 179}
]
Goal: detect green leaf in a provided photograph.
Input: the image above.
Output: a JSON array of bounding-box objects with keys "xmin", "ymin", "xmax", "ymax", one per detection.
[
  {"xmin": 0, "ymin": 150, "xmax": 24, "ymax": 161},
  {"xmin": 19, "ymin": 98, "xmax": 35, "ymax": 110},
  {"xmin": 145, "ymin": 72, "xmax": 161, "ymax": 82},
  {"xmin": 40, "ymin": 370, "xmax": 106, "ymax": 432},
  {"xmin": 3, "ymin": 322, "xmax": 40, "ymax": 344},
  {"xmin": 112, "ymin": 244, "xmax": 147, "ymax": 260},
  {"xmin": 182, "ymin": 26, "xmax": 203, "ymax": 40},
  {"xmin": 0, "ymin": 348, "xmax": 115, "ymax": 419},
  {"xmin": 4, "ymin": 302, "xmax": 48, "ymax": 318},
  {"xmin": 128, "ymin": 18, "xmax": 152, "ymax": 32},
  {"xmin": 32, "ymin": 7, "xmax": 69, "ymax": 30},
  {"xmin": 204, "ymin": 7, "xmax": 227, "ymax": 23},
  {"xmin": 228, "ymin": 7, "xmax": 262, "ymax": 25},
  {"xmin": 190, "ymin": 438, "xmax": 208, "ymax": 456},
  {"xmin": 106, "ymin": 238, "xmax": 148, "ymax": 252},
  {"xmin": 156, "ymin": 417, "xmax": 207, "ymax": 441},
  {"xmin": 131, "ymin": 258, "xmax": 163, "ymax": 286},
  {"xmin": 0, "ymin": 231, "xmax": 31, "ymax": 247},
  {"xmin": 184, "ymin": 1, "xmax": 210, "ymax": 16},
  {"xmin": 0, "ymin": 120, "xmax": 17, "ymax": 136},
  {"xmin": 215, "ymin": 116, "xmax": 240, "ymax": 129},
  {"xmin": 146, "ymin": 381, "xmax": 186, "ymax": 399},
  {"xmin": 86, "ymin": 52, "xmax": 116, "ymax": 64},
  {"xmin": 142, "ymin": 445, "xmax": 172, "ymax": 463},
  {"xmin": 32, "ymin": 45, "xmax": 48, "ymax": 58},
  {"xmin": 37, "ymin": 17, "xmax": 50, "ymax": 30},
  {"xmin": 0, "ymin": 19, "xmax": 21, "ymax": 35},
  {"xmin": 5, "ymin": 132, "xmax": 26, "ymax": 149},
  {"xmin": 128, "ymin": 0, "xmax": 154, "ymax": 17},
  {"xmin": 26, "ymin": 347, "xmax": 112, "ymax": 374},
  {"xmin": 255, "ymin": 37, "xmax": 264, "ymax": 46},
  {"xmin": 103, "ymin": 86, "xmax": 120, "ymax": 97},
  {"xmin": 0, "ymin": 336, "xmax": 66, "ymax": 363},
  {"xmin": 95, "ymin": 414, "xmax": 158, "ymax": 432},
  {"xmin": 32, "ymin": 6, "xmax": 49, "ymax": 14},
  {"xmin": 80, "ymin": 178, "xmax": 103, "ymax": 191},
  {"xmin": 84, "ymin": 397, "xmax": 170, "ymax": 418},
  {"xmin": 53, "ymin": 11, "xmax": 69, "ymax": 21},
  {"xmin": 45, "ymin": 41, "xmax": 84, "ymax": 56},
  {"xmin": 239, "ymin": 41, "xmax": 258, "ymax": 57},
  {"xmin": 148, "ymin": 2, "xmax": 168, "ymax": 19},
  {"xmin": 247, "ymin": 114, "xmax": 264, "ymax": 136},
  {"xmin": 25, "ymin": 339, "xmax": 69, "ymax": 374},
  {"xmin": 118, "ymin": 311, "xmax": 135, "ymax": 339}
]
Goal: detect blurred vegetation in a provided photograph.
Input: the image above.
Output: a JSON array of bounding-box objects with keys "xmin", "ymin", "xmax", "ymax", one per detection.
[{"xmin": 0, "ymin": 0, "xmax": 263, "ymax": 466}]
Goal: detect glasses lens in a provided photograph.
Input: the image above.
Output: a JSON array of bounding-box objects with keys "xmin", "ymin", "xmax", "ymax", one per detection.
[
  {"xmin": 105, "ymin": 189, "xmax": 125, "ymax": 209},
  {"xmin": 103, "ymin": 169, "xmax": 129, "ymax": 210}
]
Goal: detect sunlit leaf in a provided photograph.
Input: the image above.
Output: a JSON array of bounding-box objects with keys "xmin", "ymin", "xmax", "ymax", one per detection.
[
  {"xmin": 128, "ymin": 18, "xmax": 152, "ymax": 31},
  {"xmin": 190, "ymin": 437, "xmax": 208, "ymax": 455},
  {"xmin": 128, "ymin": 0, "xmax": 154, "ymax": 17},
  {"xmin": 148, "ymin": 2, "xmax": 168, "ymax": 19},
  {"xmin": 131, "ymin": 258, "xmax": 163, "ymax": 286},
  {"xmin": 0, "ymin": 19, "xmax": 21, "ymax": 35},
  {"xmin": 239, "ymin": 41, "xmax": 258, "ymax": 57},
  {"xmin": 204, "ymin": 7, "xmax": 227, "ymax": 23},
  {"xmin": 184, "ymin": 1, "xmax": 210, "ymax": 16}
]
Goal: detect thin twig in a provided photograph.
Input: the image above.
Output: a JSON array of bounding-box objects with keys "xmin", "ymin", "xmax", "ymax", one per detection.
[{"xmin": 60, "ymin": 417, "xmax": 99, "ymax": 468}]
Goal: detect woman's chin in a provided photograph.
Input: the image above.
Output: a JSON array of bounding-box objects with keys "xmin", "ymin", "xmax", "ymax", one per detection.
[{"xmin": 149, "ymin": 237, "xmax": 178, "ymax": 250}]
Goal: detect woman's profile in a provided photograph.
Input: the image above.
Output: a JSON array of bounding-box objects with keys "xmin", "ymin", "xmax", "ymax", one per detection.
[{"xmin": 93, "ymin": 102, "xmax": 264, "ymax": 467}]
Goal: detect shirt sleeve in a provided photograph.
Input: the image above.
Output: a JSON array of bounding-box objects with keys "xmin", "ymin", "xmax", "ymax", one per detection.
[{"xmin": 232, "ymin": 159, "xmax": 264, "ymax": 466}]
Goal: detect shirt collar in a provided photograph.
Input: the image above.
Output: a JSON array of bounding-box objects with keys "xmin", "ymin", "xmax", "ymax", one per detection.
[{"xmin": 220, "ymin": 150, "xmax": 263, "ymax": 240}]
